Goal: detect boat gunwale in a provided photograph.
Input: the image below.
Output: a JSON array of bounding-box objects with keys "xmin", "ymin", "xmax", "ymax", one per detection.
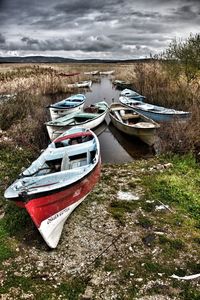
[{"xmin": 120, "ymin": 98, "xmax": 190, "ymax": 116}]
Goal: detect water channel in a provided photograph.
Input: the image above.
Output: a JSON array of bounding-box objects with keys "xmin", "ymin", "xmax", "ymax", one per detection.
[{"xmin": 83, "ymin": 76, "xmax": 152, "ymax": 163}]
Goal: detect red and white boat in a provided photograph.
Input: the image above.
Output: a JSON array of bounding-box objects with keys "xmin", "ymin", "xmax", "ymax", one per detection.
[{"xmin": 4, "ymin": 128, "xmax": 101, "ymax": 248}]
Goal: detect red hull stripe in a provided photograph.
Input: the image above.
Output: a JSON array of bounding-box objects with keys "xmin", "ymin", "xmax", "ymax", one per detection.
[
  {"xmin": 24, "ymin": 162, "xmax": 101, "ymax": 228},
  {"xmin": 54, "ymin": 132, "xmax": 92, "ymax": 143}
]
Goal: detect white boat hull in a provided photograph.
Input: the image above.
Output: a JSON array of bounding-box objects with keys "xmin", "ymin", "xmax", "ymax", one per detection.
[
  {"xmin": 47, "ymin": 112, "xmax": 107, "ymax": 141},
  {"xmin": 110, "ymin": 116, "xmax": 158, "ymax": 146},
  {"xmin": 39, "ymin": 195, "xmax": 87, "ymax": 248},
  {"xmin": 67, "ymin": 81, "xmax": 92, "ymax": 88},
  {"xmin": 109, "ymin": 103, "xmax": 159, "ymax": 146}
]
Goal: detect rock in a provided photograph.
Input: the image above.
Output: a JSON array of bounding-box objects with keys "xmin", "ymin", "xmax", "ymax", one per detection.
[
  {"xmin": 117, "ymin": 191, "xmax": 139, "ymax": 201},
  {"xmin": 155, "ymin": 204, "xmax": 170, "ymax": 211},
  {"xmin": 142, "ymin": 233, "xmax": 156, "ymax": 247},
  {"xmin": 81, "ymin": 286, "xmax": 93, "ymax": 299},
  {"xmin": 163, "ymin": 163, "xmax": 173, "ymax": 169},
  {"xmin": 135, "ymin": 278, "xmax": 143, "ymax": 282}
]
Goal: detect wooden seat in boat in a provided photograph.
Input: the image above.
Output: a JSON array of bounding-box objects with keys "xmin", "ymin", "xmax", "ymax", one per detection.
[
  {"xmin": 61, "ymin": 152, "xmax": 70, "ymax": 171},
  {"xmin": 121, "ymin": 113, "xmax": 139, "ymax": 120}
]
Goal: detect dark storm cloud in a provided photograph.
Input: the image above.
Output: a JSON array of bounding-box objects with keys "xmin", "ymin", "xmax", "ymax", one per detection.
[
  {"xmin": 21, "ymin": 37, "xmax": 40, "ymax": 46},
  {"xmin": 54, "ymin": 0, "xmax": 123, "ymax": 14},
  {"xmin": 0, "ymin": 0, "xmax": 5, "ymax": 9},
  {"xmin": 4, "ymin": 35, "xmax": 120, "ymax": 53},
  {"xmin": 0, "ymin": 33, "xmax": 6, "ymax": 44},
  {"xmin": 173, "ymin": 4, "xmax": 200, "ymax": 19},
  {"xmin": 0, "ymin": 0, "xmax": 200, "ymax": 58}
]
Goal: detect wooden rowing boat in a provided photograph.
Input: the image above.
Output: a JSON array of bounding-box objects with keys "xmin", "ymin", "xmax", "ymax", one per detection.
[
  {"xmin": 48, "ymin": 94, "xmax": 86, "ymax": 120},
  {"xmin": 46, "ymin": 101, "xmax": 109, "ymax": 141},
  {"xmin": 4, "ymin": 128, "xmax": 101, "ymax": 248},
  {"xmin": 109, "ymin": 103, "xmax": 160, "ymax": 146}
]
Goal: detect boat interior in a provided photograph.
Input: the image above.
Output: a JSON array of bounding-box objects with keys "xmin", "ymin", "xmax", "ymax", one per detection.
[
  {"xmin": 56, "ymin": 100, "xmax": 83, "ymax": 108},
  {"xmin": 20, "ymin": 134, "xmax": 97, "ymax": 179},
  {"xmin": 49, "ymin": 105, "xmax": 107, "ymax": 126},
  {"xmin": 111, "ymin": 108, "xmax": 142, "ymax": 125}
]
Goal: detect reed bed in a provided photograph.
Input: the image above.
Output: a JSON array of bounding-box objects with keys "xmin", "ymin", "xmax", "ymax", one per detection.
[{"xmin": 115, "ymin": 61, "xmax": 200, "ymax": 155}]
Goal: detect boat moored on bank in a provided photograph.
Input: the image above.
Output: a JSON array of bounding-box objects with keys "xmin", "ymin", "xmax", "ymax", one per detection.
[
  {"xmin": 119, "ymin": 96, "xmax": 190, "ymax": 122},
  {"xmin": 4, "ymin": 128, "xmax": 101, "ymax": 248}
]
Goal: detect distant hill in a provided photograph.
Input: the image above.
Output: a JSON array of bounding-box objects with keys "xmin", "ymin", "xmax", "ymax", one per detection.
[
  {"xmin": 0, "ymin": 56, "xmax": 75, "ymax": 63},
  {"xmin": 0, "ymin": 56, "xmax": 153, "ymax": 64}
]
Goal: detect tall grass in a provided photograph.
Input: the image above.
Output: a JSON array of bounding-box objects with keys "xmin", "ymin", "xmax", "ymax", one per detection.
[
  {"xmin": 119, "ymin": 61, "xmax": 200, "ymax": 154},
  {"xmin": 0, "ymin": 92, "xmax": 50, "ymax": 150},
  {"xmin": 0, "ymin": 63, "xmax": 108, "ymax": 151}
]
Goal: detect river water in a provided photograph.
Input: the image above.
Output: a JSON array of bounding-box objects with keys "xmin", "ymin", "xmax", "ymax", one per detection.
[{"xmin": 83, "ymin": 76, "xmax": 152, "ymax": 163}]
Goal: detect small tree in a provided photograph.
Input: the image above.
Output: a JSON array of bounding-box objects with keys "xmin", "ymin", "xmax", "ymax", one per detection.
[{"xmin": 163, "ymin": 34, "xmax": 200, "ymax": 85}]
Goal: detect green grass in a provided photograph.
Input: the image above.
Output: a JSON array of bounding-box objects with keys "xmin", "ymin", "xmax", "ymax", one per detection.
[
  {"xmin": 0, "ymin": 274, "xmax": 34, "ymax": 294},
  {"xmin": 0, "ymin": 224, "xmax": 15, "ymax": 264},
  {"xmin": 142, "ymin": 154, "xmax": 200, "ymax": 222},
  {"xmin": 158, "ymin": 235, "xmax": 185, "ymax": 250},
  {"xmin": 2, "ymin": 204, "xmax": 34, "ymax": 235},
  {"xmin": 180, "ymin": 286, "xmax": 200, "ymax": 300},
  {"xmin": 109, "ymin": 200, "xmax": 138, "ymax": 224},
  {"xmin": 137, "ymin": 215, "xmax": 153, "ymax": 229},
  {"xmin": 0, "ymin": 271, "xmax": 87, "ymax": 299},
  {"xmin": 0, "ymin": 145, "xmax": 36, "ymax": 265},
  {"xmin": 58, "ymin": 278, "xmax": 87, "ymax": 300},
  {"xmin": 0, "ymin": 145, "xmax": 36, "ymax": 185}
]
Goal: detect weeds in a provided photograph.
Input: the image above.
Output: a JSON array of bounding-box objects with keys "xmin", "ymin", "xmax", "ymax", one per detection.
[
  {"xmin": 0, "ymin": 224, "xmax": 15, "ymax": 264},
  {"xmin": 142, "ymin": 154, "xmax": 200, "ymax": 221},
  {"xmin": 109, "ymin": 200, "xmax": 138, "ymax": 224},
  {"xmin": 126, "ymin": 60, "xmax": 200, "ymax": 154},
  {"xmin": 158, "ymin": 236, "xmax": 185, "ymax": 250},
  {"xmin": 137, "ymin": 215, "xmax": 153, "ymax": 229},
  {"xmin": 58, "ymin": 278, "xmax": 87, "ymax": 300}
]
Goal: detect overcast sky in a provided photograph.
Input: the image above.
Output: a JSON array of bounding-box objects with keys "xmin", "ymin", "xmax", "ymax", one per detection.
[{"xmin": 0, "ymin": 0, "xmax": 200, "ymax": 59}]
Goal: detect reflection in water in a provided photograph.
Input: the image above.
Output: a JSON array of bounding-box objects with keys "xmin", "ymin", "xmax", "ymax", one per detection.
[
  {"xmin": 85, "ymin": 76, "xmax": 120, "ymax": 105},
  {"xmin": 108, "ymin": 122, "xmax": 151, "ymax": 159},
  {"xmin": 85, "ymin": 76, "xmax": 154, "ymax": 163},
  {"xmin": 98, "ymin": 127, "xmax": 133, "ymax": 164},
  {"xmin": 93, "ymin": 120, "xmax": 108, "ymax": 137}
]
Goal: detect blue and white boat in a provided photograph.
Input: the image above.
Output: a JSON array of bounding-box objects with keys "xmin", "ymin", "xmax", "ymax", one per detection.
[
  {"xmin": 119, "ymin": 96, "xmax": 190, "ymax": 122},
  {"xmin": 120, "ymin": 89, "xmax": 145, "ymax": 101},
  {"xmin": 49, "ymin": 94, "xmax": 86, "ymax": 120}
]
